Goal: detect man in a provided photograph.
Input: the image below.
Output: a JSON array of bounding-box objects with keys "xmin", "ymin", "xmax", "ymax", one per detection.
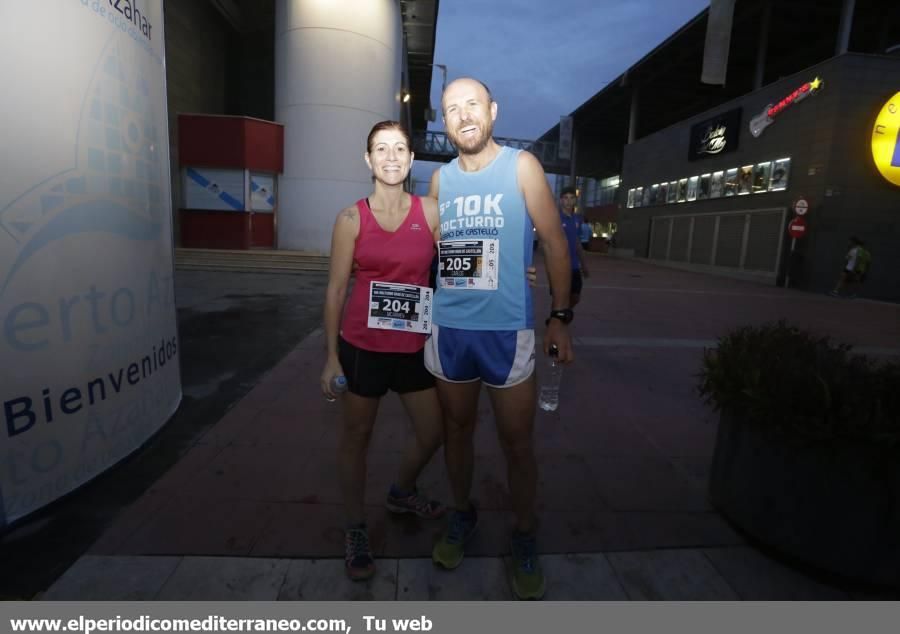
[
  {"xmin": 829, "ymin": 236, "xmax": 871, "ymax": 298},
  {"xmin": 557, "ymin": 186, "xmax": 590, "ymax": 307},
  {"xmin": 425, "ymin": 77, "xmax": 573, "ymax": 601},
  {"xmin": 579, "ymin": 214, "xmax": 593, "ymax": 252}
]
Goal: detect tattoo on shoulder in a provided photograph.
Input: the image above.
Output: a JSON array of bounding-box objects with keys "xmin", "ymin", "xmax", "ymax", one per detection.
[{"xmin": 339, "ymin": 207, "xmax": 358, "ymax": 222}]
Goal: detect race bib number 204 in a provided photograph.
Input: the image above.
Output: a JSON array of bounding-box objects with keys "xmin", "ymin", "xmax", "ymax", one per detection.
[
  {"xmin": 438, "ymin": 239, "xmax": 499, "ymax": 290},
  {"xmin": 368, "ymin": 282, "xmax": 432, "ymax": 334}
]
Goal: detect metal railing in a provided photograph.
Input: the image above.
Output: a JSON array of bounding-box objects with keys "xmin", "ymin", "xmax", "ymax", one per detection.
[{"xmin": 412, "ymin": 130, "xmax": 569, "ymax": 171}]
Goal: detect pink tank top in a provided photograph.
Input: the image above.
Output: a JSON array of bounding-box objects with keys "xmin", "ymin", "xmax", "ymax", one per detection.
[{"xmin": 340, "ymin": 195, "xmax": 434, "ymax": 353}]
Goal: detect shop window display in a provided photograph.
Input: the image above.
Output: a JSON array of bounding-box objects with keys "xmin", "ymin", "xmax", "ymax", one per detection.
[
  {"xmin": 687, "ymin": 176, "xmax": 699, "ymax": 201},
  {"xmin": 738, "ymin": 165, "xmax": 753, "ymax": 195},
  {"xmin": 710, "ymin": 171, "xmax": 724, "ymax": 198},
  {"xmin": 699, "ymin": 173, "xmax": 711, "ymax": 199},
  {"xmin": 724, "ymin": 168, "xmax": 739, "ymax": 196},
  {"xmin": 753, "ymin": 161, "xmax": 771, "ymax": 193},
  {"xmin": 677, "ymin": 178, "xmax": 688, "ymax": 202},
  {"xmin": 626, "ymin": 157, "xmax": 790, "ymax": 209},
  {"xmin": 769, "ymin": 158, "xmax": 790, "ymax": 191}
]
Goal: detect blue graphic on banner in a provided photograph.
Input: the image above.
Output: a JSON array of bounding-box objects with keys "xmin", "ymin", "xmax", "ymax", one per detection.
[
  {"xmin": 185, "ymin": 168, "xmax": 244, "ymax": 211},
  {"xmin": 1, "ymin": 202, "xmax": 160, "ymax": 297},
  {"xmin": 250, "ymin": 179, "xmax": 276, "ymax": 208},
  {"xmin": 0, "ymin": 35, "xmax": 164, "ymax": 298}
]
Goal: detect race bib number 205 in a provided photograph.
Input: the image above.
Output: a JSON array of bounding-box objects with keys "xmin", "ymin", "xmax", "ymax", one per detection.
[
  {"xmin": 368, "ymin": 282, "xmax": 432, "ymax": 334},
  {"xmin": 438, "ymin": 239, "xmax": 499, "ymax": 290}
]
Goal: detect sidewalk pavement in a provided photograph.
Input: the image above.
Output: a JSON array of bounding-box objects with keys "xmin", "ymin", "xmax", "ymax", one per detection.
[{"xmin": 39, "ymin": 255, "xmax": 900, "ymax": 600}]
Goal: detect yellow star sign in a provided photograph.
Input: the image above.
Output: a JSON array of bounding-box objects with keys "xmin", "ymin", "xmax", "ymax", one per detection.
[
  {"xmin": 872, "ymin": 92, "xmax": 900, "ymax": 187},
  {"xmin": 809, "ymin": 77, "xmax": 823, "ymax": 91}
]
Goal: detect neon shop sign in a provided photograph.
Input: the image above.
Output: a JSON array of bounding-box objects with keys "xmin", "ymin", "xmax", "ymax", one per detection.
[{"xmin": 749, "ymin": 76, "xmax": 823, "ymax": 137}]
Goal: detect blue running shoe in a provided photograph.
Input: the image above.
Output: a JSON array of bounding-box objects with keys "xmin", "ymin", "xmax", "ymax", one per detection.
[
  {"xmin": 510, "ymin": 530, "xmax": 545, "ymax": 600},
  {"xmin": 432, "ymin": 506, "xmax": 478, "ymax": 569}
]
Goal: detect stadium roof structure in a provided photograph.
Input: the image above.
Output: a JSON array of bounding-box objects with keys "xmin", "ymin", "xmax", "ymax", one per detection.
[{"xmin": 537, "ymin": 0, "xmax": 900, "ymax": 180}]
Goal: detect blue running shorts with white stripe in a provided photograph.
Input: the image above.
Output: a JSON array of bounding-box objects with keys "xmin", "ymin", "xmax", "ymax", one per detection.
[{"xmin": 424, "ymin": 324, "xmax": 535, "ymax": 388}]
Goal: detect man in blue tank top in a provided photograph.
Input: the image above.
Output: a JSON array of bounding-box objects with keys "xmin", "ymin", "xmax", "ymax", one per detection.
[
  {"xmin": 557, "ymin": 185, "xmax": 589, "ymax": 307},
  {"xmin": 424, "ymin": 77, "xmax": 573, "ymax": 600}
]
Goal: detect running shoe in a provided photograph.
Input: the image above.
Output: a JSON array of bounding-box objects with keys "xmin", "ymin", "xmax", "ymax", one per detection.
[
  {"xmin": 344, "ymin": 524, "xmax": 375, "ymax": 581},
  {"xmin": 386, "ymin": 485, "xmax": 447, "ymax": 519},
  {"xmin": 431, "ymin": 506, "xmax": 478, "ymax": 569},
  {"xmin": 510, "ymin": 530, "xmax": 545, "ymax": 600}
]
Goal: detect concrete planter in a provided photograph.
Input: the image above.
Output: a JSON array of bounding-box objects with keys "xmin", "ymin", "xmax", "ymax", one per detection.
[{"xmin": 709, "ymin": 411, "xmax": 900, "ymax": 587}]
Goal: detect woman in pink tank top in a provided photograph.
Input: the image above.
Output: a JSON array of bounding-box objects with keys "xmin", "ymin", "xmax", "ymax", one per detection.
[{"xmin": 320, "ymin": 121, "xmax": 445, "ymax": 581}]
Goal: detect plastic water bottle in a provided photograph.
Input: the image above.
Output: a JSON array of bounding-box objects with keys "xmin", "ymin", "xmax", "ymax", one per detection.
[
  {"xmin": 326, "ymin": 375, "xmax": 348, "ymax": 402},
  {"xmin": 538, "ymin": 345, "xmax": 562, "ymax": 412}
]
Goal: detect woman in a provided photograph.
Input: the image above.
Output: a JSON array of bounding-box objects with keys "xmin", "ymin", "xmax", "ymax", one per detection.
[{"xmin": 320, "ymin": 121, "xmax": 444, "ymax": 581}]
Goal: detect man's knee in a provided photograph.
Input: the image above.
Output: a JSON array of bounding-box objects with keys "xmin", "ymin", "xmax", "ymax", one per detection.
[
  {"xmin": 444, "ymin": 415, "xmax": 476, "ymax": 440},
  {"xmin": 498, "ymin": 425, "xmax": 535, "ymax": 454}
]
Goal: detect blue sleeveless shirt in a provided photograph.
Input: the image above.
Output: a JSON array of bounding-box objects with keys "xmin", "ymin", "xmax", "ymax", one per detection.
[{"xmin": 434, "ymin": 146, "xmax": 534, "ymax": 330}]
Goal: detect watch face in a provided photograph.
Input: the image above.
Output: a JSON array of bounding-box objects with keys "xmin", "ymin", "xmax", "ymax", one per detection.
[{"xmin": 551, "ymin": 309, "xmax": 573, "ymax": 324}]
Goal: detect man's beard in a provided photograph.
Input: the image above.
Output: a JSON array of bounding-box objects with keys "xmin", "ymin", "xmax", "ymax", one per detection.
[{"xmin": 448, "ymin": 120, "xmax": 493, "ymax": 155}]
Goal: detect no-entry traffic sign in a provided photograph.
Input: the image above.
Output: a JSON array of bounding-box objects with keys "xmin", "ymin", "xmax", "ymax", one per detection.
[{"xmin": 788, "ymin": 216, "xmax": 807, "ymax": 238}]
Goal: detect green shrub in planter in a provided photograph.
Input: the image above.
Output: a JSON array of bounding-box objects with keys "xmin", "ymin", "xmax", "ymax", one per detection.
[
  {"xmin": 698, "ymin": 321, "xmax": 900, "ymax": 587},
  {"xmin": 699, "ymin": 321, "xmax": 900, "ymax": 447}
]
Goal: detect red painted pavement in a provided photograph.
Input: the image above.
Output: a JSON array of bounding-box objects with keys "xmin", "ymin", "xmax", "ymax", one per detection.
[{"xmin": 90, "ymin": 255, "xmax": 900, "ymax": 559}]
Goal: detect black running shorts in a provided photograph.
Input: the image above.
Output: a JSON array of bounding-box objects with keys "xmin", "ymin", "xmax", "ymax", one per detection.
[{"xmin": 338, "ymin": 337, "xmax": 435, "ymax": 398}]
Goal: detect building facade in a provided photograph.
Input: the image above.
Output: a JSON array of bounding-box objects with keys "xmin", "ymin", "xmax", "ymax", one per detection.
[{"xmin": 617, "ymin": 53, "xmax": 900, "ymax": 299}]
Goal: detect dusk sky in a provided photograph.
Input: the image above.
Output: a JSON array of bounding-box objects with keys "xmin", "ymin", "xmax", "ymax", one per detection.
[{"xmin": 412, "ymin": 0, "xmax": 710, "ymax": 190}]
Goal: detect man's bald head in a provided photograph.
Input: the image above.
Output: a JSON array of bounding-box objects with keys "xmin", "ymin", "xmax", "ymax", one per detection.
[{"xmin": 442, "ymin": 77, "xmax": 493, "ymax": 110}]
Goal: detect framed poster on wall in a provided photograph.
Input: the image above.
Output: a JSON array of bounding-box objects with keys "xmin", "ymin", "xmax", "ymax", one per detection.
[
  {"xmin": 724, "ymin": 168, "xmax": 739, "ymax": 196},
  {"xmin": 769, "ymin": 158, "xmax": 791, "ymax": 191},
  {"xmin": 738, "ymin": 165, "xmax": 753, "ymax": 195},
  {"xmin": 752, "ymin": 162, "xmax": 771, "ymax": 193},
  {"xmin": 687, "ymin": 176, "xmax": 699, "ymax": 201},
  {"xmin": 699, "ymin": 173, "xmax": 711, "ymax": 199},
  {"xmin": 710, "ymin": 171, "xmax": 724, "ymax": 198}
]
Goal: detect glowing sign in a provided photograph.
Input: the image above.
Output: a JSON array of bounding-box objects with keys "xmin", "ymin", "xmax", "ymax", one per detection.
[
  {"xmin": 871, "ymin": 92, "xmax": 900, "ymax": 187},
  {"xmin": 749, "ymin": 77, "xmax": 823, "ymax": 137}
]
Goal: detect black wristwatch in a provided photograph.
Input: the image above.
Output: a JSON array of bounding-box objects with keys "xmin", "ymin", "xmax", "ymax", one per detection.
[{"xmin": 546, "ymin": 308, "xmax": 574, "ymax": 325}]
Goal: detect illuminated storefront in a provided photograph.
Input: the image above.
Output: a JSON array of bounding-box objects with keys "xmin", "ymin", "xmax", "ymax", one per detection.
[{"xmin": 616, "ymin": 54, "xmax": 900, "ymax": 298}]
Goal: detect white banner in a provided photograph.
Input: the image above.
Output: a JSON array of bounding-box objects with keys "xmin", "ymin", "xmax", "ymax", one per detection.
[
  {"xmin": 558, "ymin": 116, "xmax": 573, "ymax": 160},
  {"xmin": 250, "ymin": 173, "xmax": 276, "ymax": 212},
  {"xmin": 701, "ymin": 0, "xmax": 736, "ymax": 85},
  {"xmin": 183, "ymin": 167, "xmax": 245, "ymax": 211},
  {"xmin": 0, "ymin": 1, "xmax": 181, "ymax": 526}
]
